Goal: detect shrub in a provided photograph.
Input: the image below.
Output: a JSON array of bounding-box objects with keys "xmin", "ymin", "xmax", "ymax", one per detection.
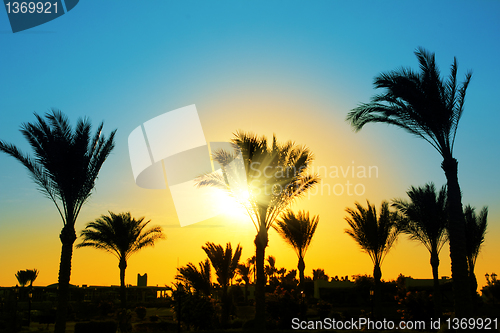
[
  {"xmin": 74, "ymin": 321, "xmax": 117, "ymax": 333},
  {"xmin": 135, "ymin": 306, "xmax": 147, "ymax": 320},
  {"xmin": 266, "ymin": 287, "xmax": 304, "ymax": 329}
]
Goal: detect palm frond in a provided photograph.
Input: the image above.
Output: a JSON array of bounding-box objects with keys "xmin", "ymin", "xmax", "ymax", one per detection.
[
  {"xmin": 176, "ymin": 259, "xmax": 212, "ymax": 295},
  {"xmin": 345, "ymin": 200, "xmax": 399, "ymax": 267},
  {"xmin": 347, "ymin": 48, "xmax": 472, "ymax": 159},
  {"xmin": 392, "ymin": 183, "xmax": 448, "ymax": 255},
  {"xmin": 76, "ymin": 212, "xmax": 165, "ymax": 263},
  {"xmin": 203, "ymin": 242, "xmax": 242, "ymax": 288},
  {"xmin": 1, "ymin": 109, "xmax": 116, "ymax": 227},
  {"xmin": 273, "ymin": 210, "xmax": 319, "ymax": 259},
  {"xmin": 464, "ymin": 205, "xmax": 488, "ymax": 269}
]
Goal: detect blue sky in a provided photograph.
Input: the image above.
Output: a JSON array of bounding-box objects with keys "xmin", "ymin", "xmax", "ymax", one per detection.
[{"xmin": 0, "ymin": 1, "xmax": 499, "ymax": 287}]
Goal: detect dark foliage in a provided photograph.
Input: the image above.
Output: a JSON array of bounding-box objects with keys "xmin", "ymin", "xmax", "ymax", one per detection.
[
  {"xmin": 266, "ymin": 287, "xmax": 306, "ymax": 329},
  {"xmin": 135, "ymin": 306, "xmax": 147, "ymax": 320},
  {"xmin": 74, "ymin": 321, "xmax": 117, "ymax": 333}
]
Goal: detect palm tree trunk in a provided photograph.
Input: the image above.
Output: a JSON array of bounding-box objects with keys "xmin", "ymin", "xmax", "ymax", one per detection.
[
  {"xmin": 54, "ymin": 225, "xmax": 77, "ymax": 333},
  {"xmin": 373, "ymin": 262, "xmax": 382, "ymax": 318},
  {"xmin": 298, "ymin": 256, "xmax": 305, "ymax": 287},
  {"xmin": 430, "ymin": 249, "xmax": 442, "ymax": 317},
  {"xmin": 221, "ymin": 284, "xmax": 229, "ymax": 328},
  {"xmin": 442, "ymin": 156, "xmax": 472, "ymax": 317},
  {"xmin": 468, "ymin": 259, "xmax": 478, "ymax": 302},
  {"xmin": 254, "ymin": 227, "xmax": 268, "ymax": 331},
  {"xmin": 119, "ymin": 258, "xmax": 127, "ymax": 308}
]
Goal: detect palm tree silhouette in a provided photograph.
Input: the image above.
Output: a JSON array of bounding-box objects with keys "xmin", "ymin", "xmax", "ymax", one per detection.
[
  {"xmin": 25, "ymin": 269, "xmax": 39, "ymax": 288},
  {"xmin": 236, "ymin": 263, "xmax": 251, "ymax": 302},
  {"xmin": 273, "ymin": 209, "xmax": 319, "ymax": 287},
  {"xmin": 464, "ymin": 205, "xmax": 488, "ymax": 295},
  {"xmin": 345, "ymin": 201, "xmax": 399, "ymax": 309},
  {"xmin": 0, "ymin": 110, "xmax": 116, "ymax": 333},
  {"xmin": 393, "ymin": 183, "xmax": 448, "ymax": 317},
  {"xmin": 76, "ymin": 211, "xmax": 165, "ymax": 308},
  {"xmin": 196, "ymin": 131, "xmax": 318, "ymax": 330},
  {"xmin": 202, "ymin": 242, "xmax": 242, "ymax": 327},
  {"xmin": 312, "ymin": 268, "xmax": 329, "ymax": 281},
  {"xmin": 346, "ymin": 48, "xmax": 473, "ymax": 316},
  {"xmin": 247, "ymin": 256, "xmax": 256, "ymax": 283},
  {"xmin": 176, "ymin": 259, "xmax": 212, "ymax": 296},
  {"xmin": 15, "ymin": 270, "xmax": 29, "ymax": 287},
  {"xmin": 25, "ymin": 269, "xmax": 39, "ymax": 327},
  {"xmin": 265, "ymin": 255, "xmax": 278, "ymax": 281}
]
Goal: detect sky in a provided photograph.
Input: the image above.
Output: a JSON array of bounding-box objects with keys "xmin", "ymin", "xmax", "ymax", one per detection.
[{"xmin": 0, "ymin": 1, "xmax": 499, "ymax": 289}]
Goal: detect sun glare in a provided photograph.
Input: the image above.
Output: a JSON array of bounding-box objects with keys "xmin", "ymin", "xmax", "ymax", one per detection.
[{"xmin": 213, "ymin": 188, "xmax": 249, "ymax": 220}]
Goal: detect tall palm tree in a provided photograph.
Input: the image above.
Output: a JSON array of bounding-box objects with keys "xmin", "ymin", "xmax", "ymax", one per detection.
[
  {"xmin": 202, "ymin": 242, "xmax": 242, "ymax": 327},
  {"xmin": 392, "ymin": 183, "xmax": 448, "ymax": 317},
  {"xmin": 464, "ymin": 205, "xmax": 488, "ymax": 295},
  {"xmin": 273, "ymin": 209, "xmax": 319, "ymax": 286},
  {"xmin": 76, "ymin": 211, "xmax": 165, "ymax": 308},
  {"xmin": 346, "ymin": 48, "xmax": 473, "ymax": 316},
  {"xmin": 176, "ymin": 259, "xmax": 212, "ymax": 296},
  {"xmin": 0, "ymin": 109, "xmax": 116, "ymax": 333},
  {"xmin": 196, "ymin": 131, "xmax": 318, "ymax": 330},
  {"xmin": 345, "ymin": 201, "xmax": 399, "ymax": 308}
]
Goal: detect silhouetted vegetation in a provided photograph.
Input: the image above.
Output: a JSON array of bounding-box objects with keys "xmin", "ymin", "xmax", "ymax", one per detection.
[
  {"xmin": 202, "ymin": 242, "xmax": 242, "ymax": 327},
  {"xmin": 176, "ymin": 260, "xmax": 212, "ymax": 296},
  {"xmin": 1, "ymin": 47, "xmax": 495, "ymax": 332},
  {"xmin": 196, "ymin": 132, "xmax": 319, "ymax": 330},
  {"xmin": 464, "ymin": 205, "xmax": 488, "ymax": 298},
  {"xmin": 393, "ymin": 183, "xmax": 448, "ymax": 316},
  {"xmin": 344, "ymin": 200, "xmax": 399, "ymax": 314},
  {"xmin": 273, "ymin": 210, "xmax": 319, "ymax": 287},
  {"xmin": 0, "ymin": 110, "xmax": 116, "ymax": 333},
  {"xmin": 347, "ymin": 47, "xmax": 474, "ymax": 317},
  {"xmin": 76, "ymin": 211, "xmax": 165, "ymax": 308}
]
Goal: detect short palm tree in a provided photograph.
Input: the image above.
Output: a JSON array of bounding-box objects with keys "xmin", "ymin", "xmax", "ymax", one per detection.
[
  {"xmin": 176, "ymin": 259, "xmax": 212, "ymax": 296},
  {"xmin": 464, "ymin": 205, "xmax": 488, "ymax": 294},
  {"xmin": 0, "ymin": 109, "xmax": 116, "ymax": 333},
  {"xmin": 25, "ymin": 269, "xmax": 39, "ymax": 288},
  {"xmin": 202, "ymin": 242, "xmax": 242, "ymax": 327},
  {"xmin": 15, "ymin": 269, "xmax": 39, "ymax": 326},
  {"xmin": 25, "ymin": 269, "xmax": 39, "ymax": 326},
  {"xmin": 392, "ymin": 183, "xmax": 448, "ymax": 316},
  {"xmin": 76, "ymin": 212, "xmax": 165, "ymax": 308},
  {"xmin": 15, "ymin": 270, "xmax": 29, "ymax": 287},
  {"xmin": 312, "ymin": 268, "xmax": 329, "ymax": 281},
  {"xmin": 236, "ymin": 263, "xmax": 251, "ymax": 302},
  {"xmin": 345, "ymin": 201, "xmax": 399, "ymax": 307},
  {"xmin": 273, "ymin": 209, "xmax": 319, "ymax": 286},
  {"xmin": 196, "ymin": 131, "xmax": 318, "ymax": 330},
  {"xmin": 346, "ymin": 48, "xmax": 473, "ymax": 316},
  {"xmin": 247, "ymin": 256, "xmax": 256, "ymax": 283},
  {"xmin": 264, "ymin": 255, "xmax": 278, "ymax": 281}
]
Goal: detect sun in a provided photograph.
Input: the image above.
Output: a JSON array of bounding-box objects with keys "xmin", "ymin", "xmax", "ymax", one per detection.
[{"xmin": 212, "ymin": 188, "xmax": 250, "ymax": 219}]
